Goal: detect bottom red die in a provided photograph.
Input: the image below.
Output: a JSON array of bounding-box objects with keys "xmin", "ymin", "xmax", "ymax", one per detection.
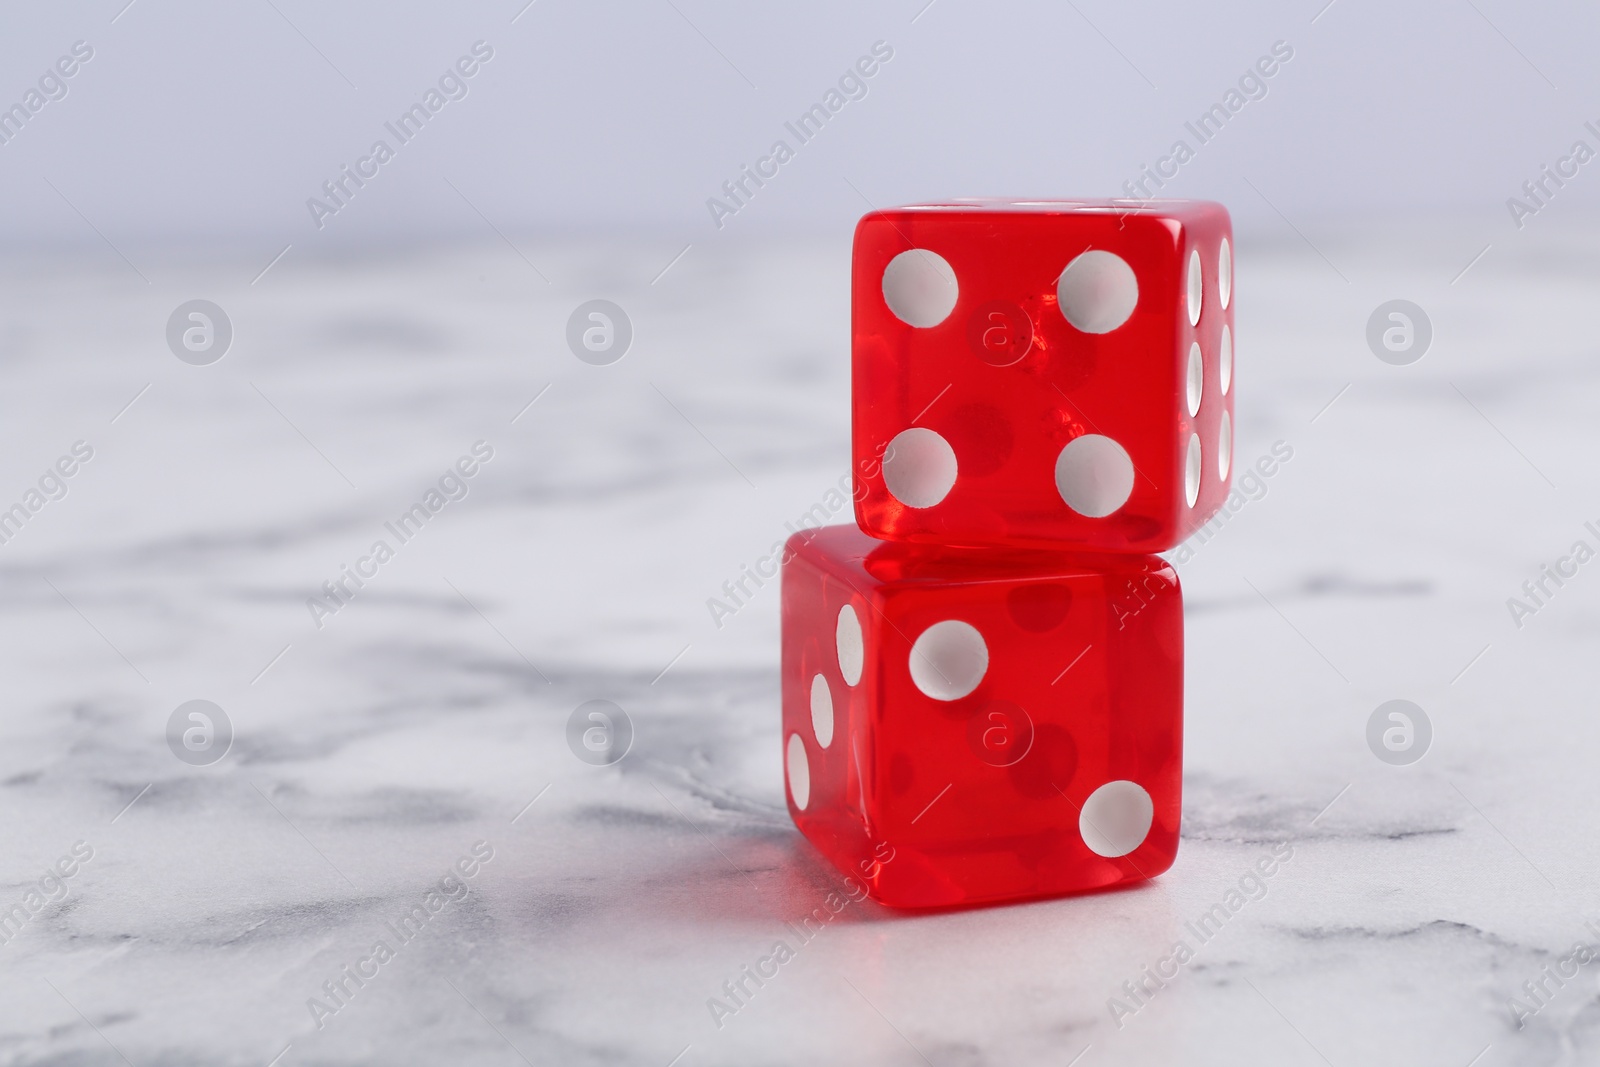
[{"xmin": 781, "ymin": 524, "xmax": 1182, "ymax": 909}]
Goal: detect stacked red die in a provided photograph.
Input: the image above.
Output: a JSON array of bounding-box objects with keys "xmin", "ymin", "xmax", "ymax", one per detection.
[{"xmin": 783, "ymin": 200, "xmax": 1233, "ymax": 908}]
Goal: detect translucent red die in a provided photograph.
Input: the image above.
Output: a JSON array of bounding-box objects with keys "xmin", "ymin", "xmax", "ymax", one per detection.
[
  {"xmin": 781, "ymin": 524, "xmax": 1182, "ymax": 909},
  {"xmin": 852, "ymin": 199, "xmax": 1235, "ymax": 552}
]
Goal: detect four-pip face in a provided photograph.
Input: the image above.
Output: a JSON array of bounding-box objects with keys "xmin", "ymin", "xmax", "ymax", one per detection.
[{"xmin": 852, "ymin": 199, "xmax": 1235, "ymax": 553}]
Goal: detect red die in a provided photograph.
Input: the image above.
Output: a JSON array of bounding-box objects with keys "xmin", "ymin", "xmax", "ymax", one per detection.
[
  {"xmin": 781, "ymin": 524, "xmax": 1182, "ymax": 909},
  {"xmin": 852, "ymin": 199, "xmax": 1234, "ymax": 553}
]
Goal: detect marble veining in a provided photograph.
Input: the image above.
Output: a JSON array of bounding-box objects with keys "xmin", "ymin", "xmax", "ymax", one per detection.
[{"xmin": 0, "ymin": 230, "xmax": 1597, "ymax": 1065}]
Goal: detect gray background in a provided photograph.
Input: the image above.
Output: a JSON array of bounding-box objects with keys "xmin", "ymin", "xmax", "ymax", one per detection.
[{"xmin": 0, "ymin": 0, "xmax": 1596, "ymax": 246}]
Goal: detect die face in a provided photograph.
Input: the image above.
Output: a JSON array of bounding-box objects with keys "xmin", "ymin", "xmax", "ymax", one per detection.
[
  {"xmin": 852, "ymin": 199, "xmax": 1235, "ymax": 553},
  {"xmin": 781, "ymin": 524, "xmax": 1182, "ymax": 909}
]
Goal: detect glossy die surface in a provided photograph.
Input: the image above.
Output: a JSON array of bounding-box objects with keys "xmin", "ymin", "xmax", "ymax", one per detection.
[
  {"xmin": 852, "ymin": 199, "xmax": 1234, "ymax": 552},
  {"xmin": 782, "ymin": 524, "xmax": 1181, "ymax": 909}
]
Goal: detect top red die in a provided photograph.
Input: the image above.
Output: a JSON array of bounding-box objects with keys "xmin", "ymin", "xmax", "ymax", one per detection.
[{"xmin": 852, "ymin": 199, "xmax": 1235, "ymax": 553}]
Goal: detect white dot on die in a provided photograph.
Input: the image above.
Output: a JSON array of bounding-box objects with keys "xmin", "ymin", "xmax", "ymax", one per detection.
[
  {"xmin": 1055, "ymin": 434, "xmax": 1135, "ymax": 518},
  {"xmin": 1219, "ymin": 411, "xmax": 1232, "ymax": 481},
  {"xmin": 1220, "ymin": 325, "xmax": 1233, "ymax": 395},
  {"xmin": 787, "ymin": 734, "xmax": 810, "ymax": 810},
  {"xmin": 882, "ymin": 249, "xmax": 959, "ymax": 328},
  {"xmin": 1186, "ymin": 249, "xmax": 1203, "ymax": 327},
  {"xmin": 883, "ymin": 427, "xmax": 958, "ymax": 509},
  {"xmin": 1219, "ymin": 238, "xmax": 1233, "ymax": 310},
  {"xmin": 1186, "ymin": 341, "xmax": 1203, "ymax": 417},
  {"xmin": 1056, "ymin": 250, "xmax": 1138, "ymax": 334},
  {"xmin": 836, "ymin": 605, "xmax": 863, "ymax": 687},
  {"xmin": 810, "ymin": 674, "xmax": 834, "ymax": 748},
  {"xmin": 908, "ymin": 620, "xmax": 988, "ymax": 701},
  {"xmin": 1080, "ymin": 780, "xmax": 1154, "ymax": 857},
  {"xmin": 1185, "ymin": 432, "xmax": 1201, "ymax": 507}
]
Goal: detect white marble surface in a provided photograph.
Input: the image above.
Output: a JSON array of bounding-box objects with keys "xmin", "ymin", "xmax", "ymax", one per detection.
[{"xmin": 2, "ymin": 226, "xmax": 1600, "ymax": 1066}]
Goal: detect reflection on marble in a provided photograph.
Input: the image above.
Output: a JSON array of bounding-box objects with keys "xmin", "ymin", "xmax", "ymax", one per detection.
[{"xmin": 2, "ymin": 226, "xmax": 1600, "ymax": 1064}]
